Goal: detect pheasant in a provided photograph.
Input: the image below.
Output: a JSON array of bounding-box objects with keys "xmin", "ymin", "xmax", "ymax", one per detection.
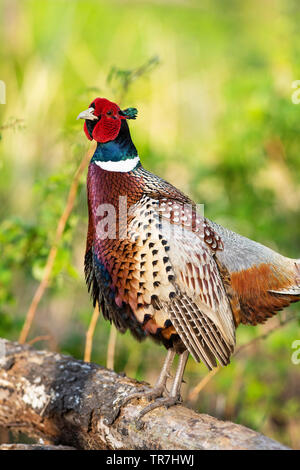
[{"xmin": 78, "ymin": 97, "xmax": 300, "ymax": 421}]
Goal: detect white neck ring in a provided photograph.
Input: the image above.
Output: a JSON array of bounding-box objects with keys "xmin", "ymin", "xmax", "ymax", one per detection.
[{"xmin": 95, "ymin": 156, "xmax": 140, "ymax": 172}]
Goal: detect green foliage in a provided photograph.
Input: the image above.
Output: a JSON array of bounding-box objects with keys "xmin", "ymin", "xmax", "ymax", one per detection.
[
  {"xmin": 0, "ymin": 0, "xmax": 299, "ymax": 448},
  {"xmin": 107, "ymin": 56, "xmax": 160, "ymax": 102}
]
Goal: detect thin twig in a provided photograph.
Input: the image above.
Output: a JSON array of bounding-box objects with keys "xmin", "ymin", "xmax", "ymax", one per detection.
[
  {"xmin": 28, "ymin": 335, "xmax": 52, "ymax": 346},
  {"xmin": 234, "ymin": 315, "xmax": 294, "ymax": 357},
  {"xmin": 19, "ymin": 142, "xmax": 96, "ymax": 344},
  {"xmin": 188, "ymin": 315, "xmax": 296, "ymax": 402},
  {"xmin": 188, "ymin": 366, "xmax": 220, "ymax": 402},
  {"xmin": 84, "ymin": 304, "xmax": 100, "ymax": 362},
  {"xmin": 106, "ymin": 325, "xmax": 117, "ymax": 370}
]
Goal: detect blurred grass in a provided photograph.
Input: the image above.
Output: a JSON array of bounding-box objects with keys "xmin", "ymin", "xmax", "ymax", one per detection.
[{"xmin": 0, "ymin": 0, "xmax": 300, "ymax": 448}]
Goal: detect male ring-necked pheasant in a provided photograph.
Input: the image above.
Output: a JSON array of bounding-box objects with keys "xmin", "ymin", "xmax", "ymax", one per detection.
[{"xmin": 78, "ymin": 97, "xmax": 300, "ymax": 420}]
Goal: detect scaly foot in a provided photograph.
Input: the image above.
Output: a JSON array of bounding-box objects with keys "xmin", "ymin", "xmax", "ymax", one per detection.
[
  {"xmin": 134, "ymin": 350, "xmax": 189, "ymax": 429},
  {"xmin": 120, "ymin": 383, "xmax": 167, "ymax": 407},
  {"xmin": 134, "ymin": 394, "xmax": 182, "ymax": 430},
  {"xmin": 108, "ymin": 349, "xmax": 176, "ymax": 425}
]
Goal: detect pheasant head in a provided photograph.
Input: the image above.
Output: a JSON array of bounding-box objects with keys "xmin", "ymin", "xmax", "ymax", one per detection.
[{"xmin": 77, "ymin": 97, "xmax": 138, "ymax": 143}]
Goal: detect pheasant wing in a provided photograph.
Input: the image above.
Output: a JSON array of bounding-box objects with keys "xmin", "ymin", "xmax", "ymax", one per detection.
[
  {"xmin": 126, "ymin": 196, "xmax": 236, "ymax": 368},
  {"xmin": 155, "ymin": 200, "xmax": 236, "ymax": 368}
]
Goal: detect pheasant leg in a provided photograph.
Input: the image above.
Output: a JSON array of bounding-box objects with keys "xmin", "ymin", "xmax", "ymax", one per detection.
[
  {"xmin": 135, "ymin": 350, "xmax": 189, "ymax": 428},
  {"xmin": 121, "ymin": 348, "xmax": 176, "ymax": 407}
]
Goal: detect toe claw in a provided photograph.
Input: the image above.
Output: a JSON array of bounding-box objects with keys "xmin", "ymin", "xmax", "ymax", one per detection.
[
  {"xmin": 109, "ymin": 385, "xmax": 179, "ymax": 427},
  {"xmin": 135, "ymin": 418, "xmax": 145, "ymax": 431}
]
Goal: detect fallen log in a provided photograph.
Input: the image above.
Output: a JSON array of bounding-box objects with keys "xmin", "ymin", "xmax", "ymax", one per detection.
[{"xmin": 0, "ymin": 339, "xmax": 289, "ymax": 450}]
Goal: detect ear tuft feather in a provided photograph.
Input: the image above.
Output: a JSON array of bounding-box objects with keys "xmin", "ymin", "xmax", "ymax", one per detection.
[{"xmin": 121, "ymin": 107, "xmax": 138, "ymax": 120}]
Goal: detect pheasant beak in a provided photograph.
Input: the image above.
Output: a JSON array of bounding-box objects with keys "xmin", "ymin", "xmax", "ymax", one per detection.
[{"xmin": 76, "ymin": 107, "xmax": 98, "ymax": 121}]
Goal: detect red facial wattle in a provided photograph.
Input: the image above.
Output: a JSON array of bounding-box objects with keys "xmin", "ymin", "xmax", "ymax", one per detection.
[
  {"xmin": 92, "ymin": 115, "xmax": 121, "ymax": 143},
  {"xmin": 85, "ymin": 98, "xmax": 124, "ymax": 143}
]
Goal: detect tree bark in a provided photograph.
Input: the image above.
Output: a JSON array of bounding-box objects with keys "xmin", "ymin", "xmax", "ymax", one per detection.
[
  {"xmin": 0, "ymin": 443, "xmax": 76, "ymax": 450},
  {"xmin": 0, "ymin": 339, "xmax": 289, "ymax": 450}
]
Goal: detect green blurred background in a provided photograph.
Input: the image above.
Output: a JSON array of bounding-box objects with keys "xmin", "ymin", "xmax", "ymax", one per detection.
[{"xmin": 0, "ymin": 0, "xmax": 300, "ymax": 448}]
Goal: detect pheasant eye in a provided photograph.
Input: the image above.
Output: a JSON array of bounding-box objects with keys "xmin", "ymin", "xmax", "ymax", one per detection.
[{"xmin": 106, "ymin": 110, "xmax": 113, "ymax": 116}]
